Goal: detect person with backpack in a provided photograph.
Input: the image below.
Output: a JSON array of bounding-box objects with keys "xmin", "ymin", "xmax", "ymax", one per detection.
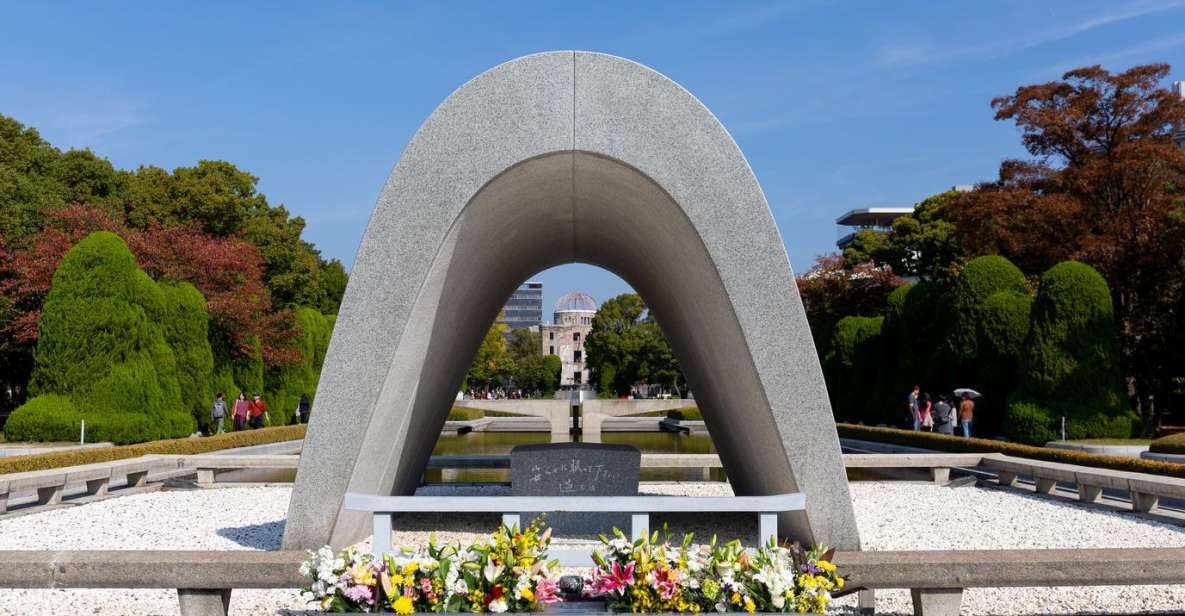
[
  {"xmin": 210, "ymin": 393, "xmax": 227, "ymax": 435},
  {"xmin": 933, "ymin": 396, "xmax": 955, "ymax": 435}
]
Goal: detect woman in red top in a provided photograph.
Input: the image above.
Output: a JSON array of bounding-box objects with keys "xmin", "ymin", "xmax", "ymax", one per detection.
[
  {"xmin": 919, "ymin": 392, "xmax": 934, "ymax": 431},
  {"xmin": 248, "ymin": 392, "xmax": 268, "ymax": 429},
  {"xmin": 232, "ymin": 392, "xmax": 250, "ymax": 432}
]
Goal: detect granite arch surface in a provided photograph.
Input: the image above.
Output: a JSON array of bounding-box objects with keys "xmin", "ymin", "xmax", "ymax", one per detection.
[{"xmin": 283, "ymin": 51, "xmax": 860, "ymax": 551}]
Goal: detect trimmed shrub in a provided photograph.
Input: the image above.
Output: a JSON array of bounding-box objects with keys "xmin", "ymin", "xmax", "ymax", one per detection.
[
  {"xmin": 974, "ymin": 290, "xmax": 1033, "ymax": 437},
  {"xmin": 0, "ymin": 425, "xmax": 306, "ymax": 474},
  {"xmin": 665, "ymin": 406, "xmax": 702, "ymax": 421},
  {"xmin": 866, "ymin": 284, "xmax": 910, "ymax": 422},
  {"xmin": 1150, "ymin": 433, "xmax": 1185, "ymax": 455},
  {"xmin": 160, "ymin": 282, "xmax": 215, "ymax": 431},
  {"xmin": 27, "ymin": 231, "xmax": 193, "ymax": 442},
  {"xmin": 1005, "ymin": 261, "xmax": 1136, "ymax": 443},
  {"xmin": 264, "ymin": 308, "xmax": 333, "ymax": 425},
  {"xmin": 823, "ymin": 316, "xmax": 883, "ymax": 421},
  {"xmin": 447, "ymin": 407, "xmax": 484, "ymax": 421},
  {"xmin": 3, "ymin": 395, "xmax": 81, "ymax": 442},
  {"xmin": 837, "ymin": 423, "xmax": 1185, "ymax": 479},
  {"xmin": 899, "ymin": 280, "xmax": 948, "ymax": 394},
  {"xmin": 945, "ymin": 256, "xmax": 1028, "ymax": 365}
]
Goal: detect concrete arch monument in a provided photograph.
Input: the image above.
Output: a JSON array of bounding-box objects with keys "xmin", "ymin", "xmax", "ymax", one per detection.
[{"xmin": 283, "ymin": 51, "xmax": 860, "ymax": 551}]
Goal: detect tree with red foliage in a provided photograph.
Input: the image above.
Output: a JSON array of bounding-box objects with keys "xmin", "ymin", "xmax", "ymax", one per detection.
[
  {"xmin": 949, "ymin": 64, "xmax": 1185, "ymax": 431},
  {"xmin": 796, "ymin": 254, "xmax": 905, "ymax": 332},
  {"xmin": 0, "ymin": 204, "xmax": 299, "ymax": 370}
]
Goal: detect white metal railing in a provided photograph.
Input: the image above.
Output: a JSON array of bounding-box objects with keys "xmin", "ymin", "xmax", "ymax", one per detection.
[{"xmin": 343, "ymin": 492, "xmax": 806, "ymax": 566}]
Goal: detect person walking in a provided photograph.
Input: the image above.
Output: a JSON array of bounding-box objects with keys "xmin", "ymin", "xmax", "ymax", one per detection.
[
  {"xmin": 906, "ymin": 385, "xmax": 921, "ymax": 431},
  {"xmin": 210, "ymin": 393, "xmax": 227, "ymax": 435},
  {"xmin": 959, "ymin": 392, "xmax": 975, "ymax": 438},
  {"xmin": 297, "ymin": 395, "xmax": 310, "ymax": 425},
  {"xmin": 933, "ymin": 396, "xmax": 955, "ymax": 435},
  {"xmin": 919, "ymin": 392, "xmax": 934, "ymax": 432},
  {"xmin": 248, "ymin": 392, "xmax": 268, "ymax": 429},
  {"xmin": 232, "ymin": 392, "xmax": 249, "ymax": 432}
]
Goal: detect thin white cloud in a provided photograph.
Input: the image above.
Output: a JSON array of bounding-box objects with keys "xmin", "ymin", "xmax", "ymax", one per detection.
[
  {"xmin": 1043, "ymin": 33, "xmax": 1185, "ymax": 75},
  {"xmin": 32, "ymin": 97, "xmax": 148, "ymax": 149},
  {"xmin": 876, "ymin": 0, "xmax": 1185, "ymax": 67}
]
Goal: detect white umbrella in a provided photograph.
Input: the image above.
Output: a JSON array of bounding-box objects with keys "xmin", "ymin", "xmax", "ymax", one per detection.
[{"xmin": 953, "ymin": 388, "xmax": 982, "ymax": 398}]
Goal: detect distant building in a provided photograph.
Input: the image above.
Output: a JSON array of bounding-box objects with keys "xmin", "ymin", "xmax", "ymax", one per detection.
[
  {"xmin": 834, "ymin": 186, "xmax": 973, "ymax": 250},
  {"xmin": 540, "ymin": 292, "xmax": 597, "ymax": 390},
  {"xmin": 498, "ymin": 281, "xmax": 543, "ymax": 331},
  {"xmin": 834, "ymin": 207, "xmax": 914, "ymax": 250}
]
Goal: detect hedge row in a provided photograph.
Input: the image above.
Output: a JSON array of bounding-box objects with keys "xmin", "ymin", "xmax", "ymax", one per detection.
[
  {"xmin": 0, "ymin": 424, "xmax": 307, "ymax": 475},
  {"xmin": 837, "ymin": 423, "xmax": 1185, "ymax": 479},
  {"xmin": 1150, "ymin": 433, "xmax": 1185, "ymax": 455}
]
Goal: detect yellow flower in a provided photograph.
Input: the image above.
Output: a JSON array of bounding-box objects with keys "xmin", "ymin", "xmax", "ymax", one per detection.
[
  {"xmin": 817, "ymin": 560, "xmax": 836, "ymax": 573},
  {"xmin": 836, "ymin": 576, "xmax": 845, "ymax": 589},
  {"xmin": 349, "ymin": 562, "xmax": 376, "ymax": 587},
  {"xmin": 744, "ymin": 597, "xmax": 756, "ymax": 613},
  {"xmin": 393, "ymin": 595, "xmax": 415, "ymax": 615},
  {"xmin": 521, "ymin": 587, "xmax": 535, "ymax": 602},
  {"xmin": 391, "ymin": 573, "xmax": 405, "ymax": 585},
  {"xmin": 731, "ymin": 592, "xmax": 742, "ymax": 606},
  {"xmin": 402, "ymin": 562, "xmax": 419, "ymax": 575}
]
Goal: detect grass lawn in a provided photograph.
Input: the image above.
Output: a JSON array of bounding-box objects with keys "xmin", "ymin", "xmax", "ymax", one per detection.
[{"xmin": 1062, "ymin": 438, "xmax": 1153, "ymax": 445}]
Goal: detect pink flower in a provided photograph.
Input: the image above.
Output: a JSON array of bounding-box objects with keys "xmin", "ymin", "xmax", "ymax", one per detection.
[
  {"xmin": 593, "ymin": 561, "xmax": 635, "ymax": 596},
  {"xmin": 535, "ymin": 578, "xmax": 562, "ymax": 604},
  {"xmin": 343, "ymin": 584, "xmax": 374, "ymax": 605},
  {"xmin": 421, "ymin": 577, "xmax": 433, "ymax": 594},
  {"xmin": 653, "ymin": 568, "xmax": 678, "ymax": 601}
]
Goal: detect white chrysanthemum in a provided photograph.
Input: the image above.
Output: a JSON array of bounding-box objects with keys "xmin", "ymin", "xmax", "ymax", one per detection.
[{"xmin": 489, "ymin": 598, "xmax": 508, "ymax": 613}]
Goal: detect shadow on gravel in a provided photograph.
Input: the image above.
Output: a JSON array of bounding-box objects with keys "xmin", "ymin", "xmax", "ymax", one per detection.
[{"xmin": 217, "ymin": 519, "xmax": 285, "ymax": 549}]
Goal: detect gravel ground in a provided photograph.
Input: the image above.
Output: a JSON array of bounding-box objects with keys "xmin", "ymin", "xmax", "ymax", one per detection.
[{"xmin": 0, "ymin": 481, "xmax": 1183, "ymax": 614}]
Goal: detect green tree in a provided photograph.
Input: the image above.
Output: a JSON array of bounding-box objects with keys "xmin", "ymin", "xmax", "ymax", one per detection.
[
  {"xmin": 508, "ymin": 328, "xmax": 541, "ymax": 362},
  {"xmin": 10, "ymin": 231, "xmax": 193, "ymax": 443},
  {"xmin": 466, "ymin": 322, "xmax": 511, "ymax": 391},
  {"xmin": 159, "ymin": 282, "xmax": 215, "ymax": 431},
  {"xmin": 843, "ymin": 191, "xmax": 965, "ymax": 280},
  {"xmin": 319, "ymin": 258, "xmax": 348, "ymax": 314},
  {"xmin": 584, "ymin": 293, "xmax": 684, "ymax": 397},
  {"xmin": 1005, "ymin": 261, "xmax": 1136, "ymax": 443},
  {"xmin": 586, "ymin": 294, "xmax": 647, "ymax": 395}
]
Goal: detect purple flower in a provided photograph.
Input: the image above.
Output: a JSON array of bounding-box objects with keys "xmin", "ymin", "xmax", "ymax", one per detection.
[{"xmin": 344, "ymin": 584, "xmax": 374, "ymax": 604}]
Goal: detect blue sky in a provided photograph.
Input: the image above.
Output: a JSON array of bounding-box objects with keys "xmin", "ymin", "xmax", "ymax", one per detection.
[{"xmin": 4, "ymin": 1, "xmax": 1185, "ymax": 317}]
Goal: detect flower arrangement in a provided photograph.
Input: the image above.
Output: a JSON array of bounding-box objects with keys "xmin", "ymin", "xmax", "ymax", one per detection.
[
  {"xmin": 588, "ymin": 528, "xmax": 843, "ymax": 614},
  {"xmin": 299, "ymin": 517, "xmax": 563, "ymax": 613}
]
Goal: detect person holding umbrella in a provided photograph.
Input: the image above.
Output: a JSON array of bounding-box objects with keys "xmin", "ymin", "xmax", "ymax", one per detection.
[{"xmin": 958, "ymin": 391, "xmax": 975, "ymax": 438}]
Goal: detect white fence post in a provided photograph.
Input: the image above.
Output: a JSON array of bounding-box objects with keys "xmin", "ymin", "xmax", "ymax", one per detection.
[{"xmin": 372, "ymin": 513, "xmax": 393, "ymax": 560}]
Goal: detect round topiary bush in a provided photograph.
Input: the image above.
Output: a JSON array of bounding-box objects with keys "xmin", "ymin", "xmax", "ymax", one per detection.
[
  {"xmin": 945, "ymin": 255, "xmax": 1028, "ymax": 370},
  {"xmin": 27, "ymin": 231, "xmax": 193, "ymax": 442},
  {"xmin": 1004, "ymin": 261, "xmax": 1136, "ymax": 444},
  {"xmin": 3, "ymin": 395, "xmax": 82, "ymax": 442}
]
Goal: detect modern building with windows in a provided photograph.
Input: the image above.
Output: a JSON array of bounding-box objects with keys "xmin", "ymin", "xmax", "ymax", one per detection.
[
  {"xmin": 540, "ymin": 291, "xmax": 597, "ymax": 390},
  {"xmin": 834, "ymin": 186, "xmax": 973, "ymax": 249},
  {"xmin": 498, "ymin": 281, "xmax": 543, "ymax": 330}
]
